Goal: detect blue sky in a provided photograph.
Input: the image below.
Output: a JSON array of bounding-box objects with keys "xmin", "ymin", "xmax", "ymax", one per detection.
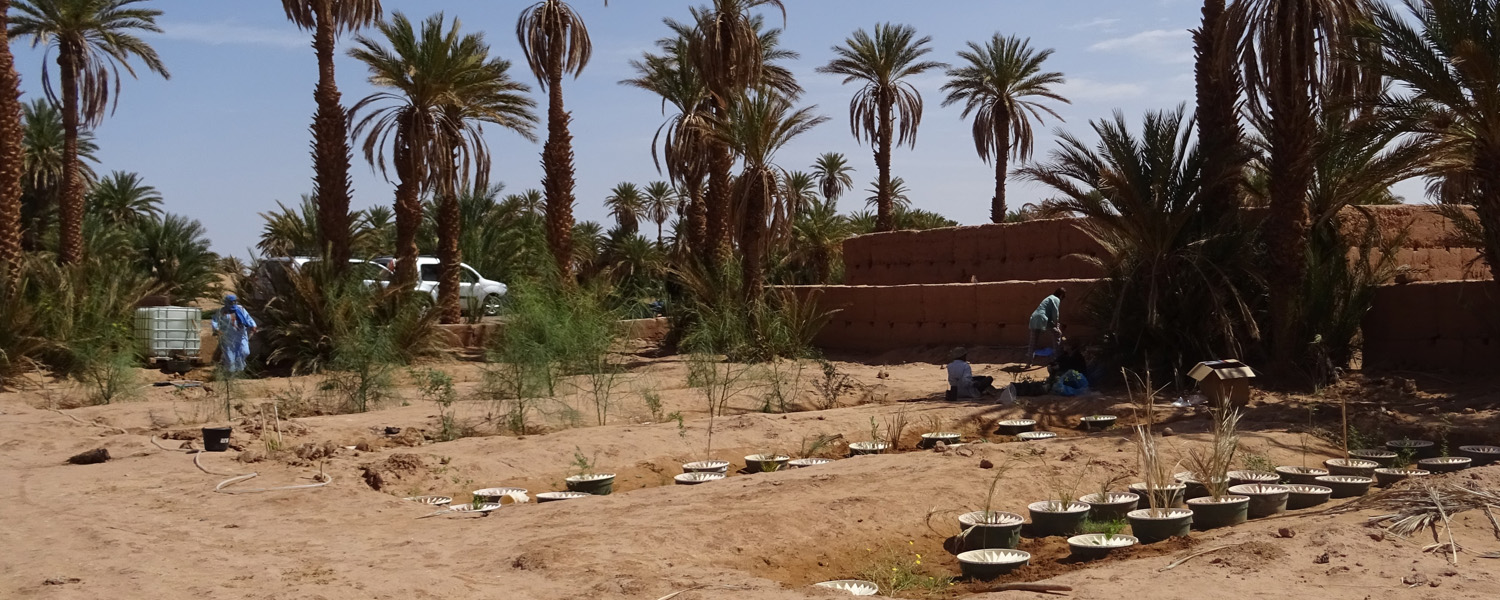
[{"xmin": 10, "ymin": 0, "xmax": 1413, "ymax": 257}]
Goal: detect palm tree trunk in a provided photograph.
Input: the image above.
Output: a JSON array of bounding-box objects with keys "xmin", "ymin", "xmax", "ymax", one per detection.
[
  {"xmin": 1194, "ymin": 0, "xmax": 1246, "ymax": 220},
  {"xmin": 706, "ymin": 137, "xmax": 734, "ymax": 265},
  {"xmin": 1265, "ymin": 8, "xmax": 1318, "ymax": 373},
  {"xmin": 392, "ymin": 122, "xmax": 421, "ymax": 289},
  {"xmin": 740, "ymin": 169, "xmax": 768, "ymax": 299},
  {"xmin": 685, "ymin": 176, "xmax": 707, "ymax": 253},
  {"xmin": 542, "ymin": 50, "xmax": 577, "ymax": 283},
  {"xmin": 875, "ymin": 95, "xmax": 894, "ymax": 232},
  {"xmin": 992, "ymin": 111, "xmax": 1011, "ymax": 223},
  {"xmin": 1476, "ymin": 146, "xmax": 1500, "ymax": 284},
  {"xmin": 56, "ymin": 44, "xmax": 83, "ymax": 264},
  {"xmin": 656, "ymin": 220, "xmax": 663, "ymax": 248},
  {"xmin": 436, "ymin": 192, "xmax": 462, "ymax": 324},
  {"xmin": 0, "ymin": 0, "xmax": 23, "ymax": 276},
  {"xmin": 312, "ymin": 5, "xmax": 354, "ymax": 271}
]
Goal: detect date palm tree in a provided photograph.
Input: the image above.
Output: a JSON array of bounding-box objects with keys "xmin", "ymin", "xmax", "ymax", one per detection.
[
  {"xmin": 818, "ymin": 23, "xmax": 945, "ymax": 232},
  {"xmin": 775, "ymin": 170, "xmax": 817, "ymax": 249},
  {"xmin": 811, "ymin": 151, "xmax": 854, "ymax": 203},
  {"xmin": 280, "ymin": 0, "xmax": 382, "ymax": 272},
  {"xmin": 642, "ymin": 180, "xmax": 680, "ymax": 247},
  {"xmin": 864, "ymin": 176, "xmax": 910, "ymax": 211},
  {"xmin": 940, "ymin": 34, "xmax": 1067, "ymax": 223},
  {"xmin": 790, "ymin": 198, "xmax": 851, "ymax": 284},
  {"xmin": 350, "ymin": 12, "xmax": 538, "ymax": 323},
  {"xmin": 19, "ymin": 97, "xmax": 96, "ymax": 252},
  {"xmin": 517, "ymin": 0, "xmax": 602, "ymax": 281},
  {"xmin": 87, "ymin": 171, "xmax": 161, "ymax": 225},
  {"xmin": 1193, "ymin": 0, "xmax": 1250, "ymax": 220},
  {"xmin": 622, "ymin": 33, "xmax": 712, "ymax": 253},
  {"xmin": 0, "ymin": 0, "xmax": 22, "ymax": 275},
  {"xmin": 604, "ymin": 182, "xmax": 644, "ymax": 236},
  {"xmin": 9, "ymin": 0, "xmax": 169, "ymax": 264},
  {"xmin": 1241, "ymin": 0, "xmax": 1374, "ymax": 368},
  {"xmin": 683, "ymin": 0, "xmax": 795, "ymax": 263},
  {"xmin": 698, "ymin": 90, "xmax": 827, "ymax": 297},
  {"xmin": 1355, "ymin": 0, "xmax": 1500, "ymax": 284}
]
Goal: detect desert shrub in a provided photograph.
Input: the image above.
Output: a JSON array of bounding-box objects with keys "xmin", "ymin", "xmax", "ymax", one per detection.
[
  {"xmin": 77, "ymin": 347, "xmax": 139, "ymax": 405},
  {"xmin": 16, "ymin": 255, "xmax": 154, "ymax": 385},
  {"xmin": 0, "ymin": 267, "xmax": 49, "ymax": 388},
  {"xmin": 761, "ymin": 358, "xmax": 807, "ymax": 413},
  {"xmin": 328, "ymin": 318, "xmax": 398, "ymax": 413},
  {"xmin": 247, "ymin": 261, "xmax": 441, "ymax": 374},
  {"xmin": 413, "ymin": 368, "xmax": 462, "ymax": 441},
  {"xmin": 673, "ymin": 259, "xmax": 832, "ymax": 362},
  {"xmin": 812, "ymin": 360, "xmax": 852, "ymax": 410}
]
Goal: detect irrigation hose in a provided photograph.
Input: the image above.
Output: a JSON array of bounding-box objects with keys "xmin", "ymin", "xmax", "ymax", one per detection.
[{"xmin": 156, "ymin": 435, "xmax": 332, "ymax": 494}]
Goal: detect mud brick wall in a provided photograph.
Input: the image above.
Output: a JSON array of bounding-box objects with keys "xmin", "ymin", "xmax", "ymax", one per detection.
[
  {"xmin": 1341, "ymin": 205, "xmax": 1491, "ymax": 282},
  {"xmin": 842, "ymin": 219, "xmax": 1108, "ymax": 285},
  {"xmin": 1363, "ymin": 281, "xmax": 1500, "ymax": 372},
  {"xmin": 799, "ymin": 279, "xmax": 1100, "ymax": 351}
]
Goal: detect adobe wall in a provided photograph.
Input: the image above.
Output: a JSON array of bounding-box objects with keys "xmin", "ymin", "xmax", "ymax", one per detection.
[
  {"xmin": 1362, "ymin": 281, "xmax": 1500, "ymax": 372},
  {"xmin": 842, "ymin": 219, "xmax": 1107, "ymax": 285},
  {"xmin": 1340, "ymin": 205, "xmax": 1491, "ymax": 282},
  {"xmin": 841, "ymin": 205, "xmax": 1490, "ymax": 287},
  {"xmin": 798, "ymin": 279, "xmax": 1099, "ymax": 352}
]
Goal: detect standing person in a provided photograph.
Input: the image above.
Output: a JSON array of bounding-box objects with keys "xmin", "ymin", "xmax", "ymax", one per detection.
[
  {"xmin": 212, "ymin": 294, "xmax": 258, "ymax": 374},
  {"xmin": 1027, "ymin": 287, "xmax": 1066, "ymax": 365},
  {"xmin": 946, "ymin": 347, "xmax": 995, "ymax": 400}
]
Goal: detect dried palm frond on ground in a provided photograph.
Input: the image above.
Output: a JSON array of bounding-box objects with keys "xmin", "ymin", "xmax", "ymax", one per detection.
[{"xmin": 1323, "ymin": 482, "xmax": 1500, "ymax": 564}]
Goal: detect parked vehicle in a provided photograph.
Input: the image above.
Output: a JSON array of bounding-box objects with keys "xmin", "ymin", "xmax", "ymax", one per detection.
[
  {"xmin": 373, "ymin": 257, "xmax": 508, "ymax": 316},
  {"xmin": 247, "ymin": 257, "xmax": 392, "ymax": 305}
]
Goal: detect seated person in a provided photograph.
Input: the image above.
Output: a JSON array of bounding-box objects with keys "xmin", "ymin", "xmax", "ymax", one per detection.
[{"xmin": 946, "ymin": 347, "xmax": 996, "ymax": 400}]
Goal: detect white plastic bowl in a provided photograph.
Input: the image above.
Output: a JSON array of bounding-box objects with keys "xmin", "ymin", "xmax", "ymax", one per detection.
[
  {"xmin": 404, "ymin": 495, "xmax": 452, "ymax": 506},
  {"xmin": 812, "ymin": 580, "xmax": 878, "ymax": 596},
  {"xmin": 1016, "ymin": 431, "xmax": 1056, "ymax": 441},
  {"xmin": 674, "ymin": 472, "xmax": 725, "ymax": 485}
]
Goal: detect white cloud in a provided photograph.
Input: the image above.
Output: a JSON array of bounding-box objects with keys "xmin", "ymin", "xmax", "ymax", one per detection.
[
  {"xmin": 1089, "ymin": 29, "xmax": 1193, "ymax": 64},
  {"xmin": 160, "ymin": 22, "xmax": 306, "ymax": 49},
  {"xmin": 1057, "ymin": 78, "xmax": 1147, "ymax": 102},
  {"xmin": 1067, "ymin": 18, "xmax": 1121, "ymax": 32}
]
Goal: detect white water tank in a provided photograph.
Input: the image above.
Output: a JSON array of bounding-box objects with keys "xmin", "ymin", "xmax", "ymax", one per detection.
[{"xmin": 133, "ymin": 306, "xmax": 203, "ymax": 360}]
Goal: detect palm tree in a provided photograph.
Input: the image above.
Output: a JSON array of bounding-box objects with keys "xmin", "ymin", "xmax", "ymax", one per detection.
[
  {"xmin": 683, "ymin": 0, "xmax": 794, "ymax": 263},
  {"xmin": 280, "ymin": 0, "xmax": 382, "ymax": 272},
  {"xmin": 571, "ymin": 220, "xmax": 604, "ymax": 275},
  {"xmin": 811, "ymin": 152, "xmax": 854, "ymax": 203},
  {"xmin": 87, "ymin": 171, "xmax": 161, "ymax": 225},
  {"xmin": 622, "ymin": 33, "xmax": 711, "ymax": 253},
  {"xmin": 504, "ymin": 188, "xmax": 546, "ymax": 218},
  {"xmin": 1020, "ymin": 107, "xmax": 1262, "ymax": 370},
  {"xmin": 604, "ymin": 182, "xmax": 644, "ymax": 236},
  {"xmin": 642, "ymin": 181, "xmax": 680, "ymax": 246},
  {"xmin": 9, "ymin": 0, "xmax": 169, "ymax": 265},
  {"xmin": 131, "ymin": 213, "xmax": 218, "ymax": 303},
  {"xmin": 864, "ymin": 176, "xmax": 911, "ymax": 211},
  {"xmin": 698, "ymin": 90, "xmax": 827, "ymax": 297},
  {"xmin": 356, "ymin": 205, "xmax": 394, "ymax": 257},
  {"xmin": 0, "ymin": 0, "xmax": 22, "ymax": 275},
  {"xmin": 939, "ymin": 34, "xmax": 1068, "ymax": 223},
  {"xmin": 790, "ymin": 198, "xmax": 851, "ymax": 284},
  {"xmin": 19, "ymin": 98, "xmax": 97, "ymax": 251},
  {"xmin": 1193, "ymin": 0, "xmax": 1250, "ymax": 220},
  {"xmin": 350, "ymin": 12, "xmax": 538, "ymax": 323},
  {"xmin": 817, "ymin": 23, "xmax": 945, "ymax": 232},
  {"xmin": 775, "ymin": 170, "xmax": 817, "ymax": 248},
  {"xmin": 258, "ymin": 196, "xmax": 322, "ymax": 258},
  {"xmin": 1356, "ymin": 0, "xmax": 1500, "ymax": 284},
  {"xmin": 1241, "ymin": 0, "xmax": 1374, "ymax": 368},
  {"xmin": 517, "ymin": 0, "xmax": 602, "ymax": 282}
]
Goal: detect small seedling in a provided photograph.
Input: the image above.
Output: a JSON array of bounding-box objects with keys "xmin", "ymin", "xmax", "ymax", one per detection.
[
  {"xmin": 1080, "ymin": 518, "xmax": 1128, "ymax": 540},
  {"xmin": 1240, "ymin": 451, "xmax": 1276, "ymax": 475},
  {"xmin": 570, "ymin": 446, "xmax": 597, "ymax": 476}
]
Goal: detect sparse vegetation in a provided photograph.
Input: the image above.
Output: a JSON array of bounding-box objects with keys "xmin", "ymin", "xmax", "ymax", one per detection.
[{"xmin": 812, "ymin": 360, "xmax": 852, "ymax": 410}]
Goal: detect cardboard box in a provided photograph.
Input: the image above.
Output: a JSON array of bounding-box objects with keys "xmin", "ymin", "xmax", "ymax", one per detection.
[{"xmin": 1188, "ymin": 359, "xmax": 1257, "ymax": 408}]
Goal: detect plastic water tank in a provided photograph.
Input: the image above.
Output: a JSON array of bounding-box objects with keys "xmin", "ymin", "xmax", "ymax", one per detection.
[{"xmin": 133, "ymin": 306, "xmax": 203, "ymax": 359}]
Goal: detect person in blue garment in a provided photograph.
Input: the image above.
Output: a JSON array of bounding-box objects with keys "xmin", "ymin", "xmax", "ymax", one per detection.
[
  {"xmin": 211, "ymin": 294, "xmax": 258, "ymax": 373},
  {"xmin": 1026, "ymin": 287, "xmax": 1066, "ymax": 366}
]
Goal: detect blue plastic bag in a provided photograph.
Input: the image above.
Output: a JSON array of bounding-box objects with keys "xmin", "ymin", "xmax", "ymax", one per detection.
[{"xmin": 1051, "ymin": 370, "xmax": 1089, "ymax": 397}]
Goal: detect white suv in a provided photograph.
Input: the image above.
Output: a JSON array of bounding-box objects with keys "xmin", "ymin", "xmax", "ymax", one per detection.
[{"xmin": 374, "ymin": 257, "xmax": 508, "ymax": 316}]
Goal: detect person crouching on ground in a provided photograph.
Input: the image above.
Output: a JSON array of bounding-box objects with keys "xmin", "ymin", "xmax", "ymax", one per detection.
[
  {"xmin": 946, "ymin": 347, "xmax": 995, "ymax": 400},
  {"xmin": 1027, "ymin": 287, "xmax": 1067, "ymax": 365},
  {"xmin": 212, "ymin": 294, "xmax": 258, "ymax": 374}
]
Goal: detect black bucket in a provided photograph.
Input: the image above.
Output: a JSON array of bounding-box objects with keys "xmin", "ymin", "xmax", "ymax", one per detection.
[{"xmin": 202, "ymin": 427, "xmax": 232, "ymax": 452}]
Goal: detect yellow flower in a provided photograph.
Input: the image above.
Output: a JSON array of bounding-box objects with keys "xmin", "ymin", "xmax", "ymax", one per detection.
[
  {"xmin": 915, "ymin": 560, "xmax": 922, "ymax": 565},
  {"xmin": 916, "ymin": 554, "xmax": 922, "ymax": 559},
  {"xmin": 891, "ymin": 567, "xmax": 898, "ymax": 572}
]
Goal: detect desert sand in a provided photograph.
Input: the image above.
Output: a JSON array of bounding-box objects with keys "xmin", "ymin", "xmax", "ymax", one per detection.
[{"xmin": 3, "ymin": 346, "xmax": 1499, "ymax": 600}]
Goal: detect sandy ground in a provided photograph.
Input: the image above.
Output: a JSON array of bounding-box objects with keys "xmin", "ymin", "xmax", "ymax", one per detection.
[{"xmin": 3, "ymin": 346, "xmax": 1499, "ymax": 600}]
